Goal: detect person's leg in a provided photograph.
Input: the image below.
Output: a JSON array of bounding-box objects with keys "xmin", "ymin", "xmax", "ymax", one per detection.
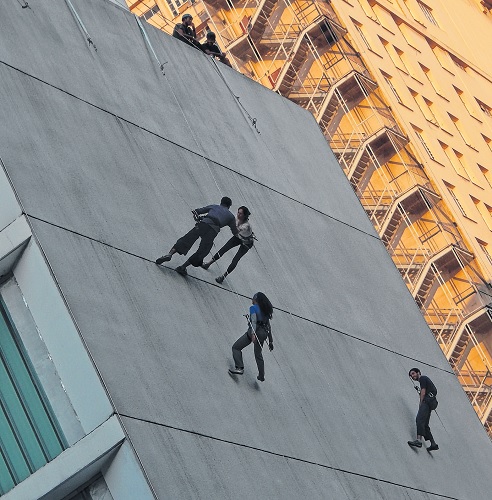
[
  {"xmin": 425, "ymin": 399, "xmax": 439, "ymax": 450},
  {"xmin": 231, "ymin": 331, "xmax": 252, "ymax": 373},
  {"xmin": 225, "ymin": 245, "xmax": 249, "ymax": 275},
  {"xmin": 187, "ymin": 225, "xmax": 216, "ymax": 268},
  {"xmin": 156, "ymin": 226, "xmax": 199, "ymax": 264},
  {"xmin": 203, "ymin": 237, "xmax": 240, "ymax": 269},
  {"xmin": 254, "ymin": 326, "xmax": 268, "ymax": 381}
]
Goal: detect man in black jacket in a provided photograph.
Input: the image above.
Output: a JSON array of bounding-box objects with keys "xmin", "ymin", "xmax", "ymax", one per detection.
[
  {"xmin": 202, "ymin": 32, "xmax": 232, "ymax": 67},
  {"xmin": 156, "ymin": 197, "xmax": 238, "ymax": 276},
  {"xmin": 408, "ymin": 368, "xmax": 439, "ymax": 451}
]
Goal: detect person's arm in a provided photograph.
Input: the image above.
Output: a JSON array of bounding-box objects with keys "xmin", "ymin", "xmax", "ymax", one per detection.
[
  {"xmin": 267, "ymin": 327, "xmax": 273, "ymax": 351},
  {"xmin": 176, "ymin": 26, "xmax": 192, "ymax": 40},
  {"xmin": 419, "ymin": 386, "xmax": 426, "ymax": 405},
  {"xmin": 229, "ymin": 215, "xmax": 239, "ymax": 236},
  {"xmin": 194, "ymin": 205, "xmax": 213, "ymax": 215}
]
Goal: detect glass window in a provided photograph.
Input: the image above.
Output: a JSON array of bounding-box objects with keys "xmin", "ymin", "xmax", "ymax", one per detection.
[
  {"xmin": 446, "ymin": 184, "xmax": 468, "ymax": 217},
  {"xmin": 140, "ymin": 4, "xmax": 161, "ymax": 21},
  {"xmin": 417, "ymin": 1, "xmax": 438, "ymax": 26},
  {"xmin": 476, "ymin": 99, "xmax": 492, "ymax": 117},
  {"xmin": 0, "ymin": 299, "xmax": 66, "ymax": 494},
  {"xmin": 413, "ymin": 128, "xmax": 434, "ymax": 159}
]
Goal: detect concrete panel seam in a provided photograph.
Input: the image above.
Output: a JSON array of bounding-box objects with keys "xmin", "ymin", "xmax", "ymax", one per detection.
[
  {"xmin": 0, "ymin": 58, "xmax": 378, "ymax": 240},
  {"xmin": 26, "ymin": 212, "xmax": 455, "ymax": 375},
  {"xmin": 120, "ymin": 413, "xmax": 460, "ymax": 500}
]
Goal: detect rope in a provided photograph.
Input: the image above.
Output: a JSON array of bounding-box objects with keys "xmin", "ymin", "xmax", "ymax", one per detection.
[
  {"xmin": 135, "ymin": 15, "xmax": 167, "ymax": 75},
  {"xmin": 64, "ymin": 0, "xmax": 97, "ymax": 51}
]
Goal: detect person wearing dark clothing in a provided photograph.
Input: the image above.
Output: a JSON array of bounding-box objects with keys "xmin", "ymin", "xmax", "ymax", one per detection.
[
  {"xmin": 155, "ymin": 197, "xmax": 238, "ymax": 275},
  {"xmin": 202, "ymin": 206, "xmax": 253, "ymax": 283},
  {"xmin": 172, "ymin": 14, "xmax": 202, "ymax": 50},
  {"xmin": 408, "ymin": 368, "xmax": 439, "ymax": 451},
  {"xmin": 229, "ymin": 293, "xmax": 273, "ymax": 382},
  {"xmin": 201, "ymin": 32, "xmax": 232, "ymax": 67}
]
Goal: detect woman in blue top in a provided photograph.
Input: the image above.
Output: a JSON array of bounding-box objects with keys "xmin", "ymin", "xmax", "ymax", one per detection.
[{"xmin": 229, "ymin": 292, "xmax": 273, "ymax": 382}]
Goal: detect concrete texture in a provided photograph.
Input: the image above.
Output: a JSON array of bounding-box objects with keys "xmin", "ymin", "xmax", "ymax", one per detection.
[{"xmin": 1, "ymin": 0, "xmax": 492, "ymax": 498}]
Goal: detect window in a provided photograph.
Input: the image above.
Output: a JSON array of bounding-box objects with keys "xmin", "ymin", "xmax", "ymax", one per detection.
[
  {"xmin": 396, "ymin": 20, "xmax": 421, "ymax": 49},
  {"xmin": 478, "ymin": 164, "xmax": 492, "ymax": 188},
  {"xmin": 382, "ymin": 73, "xmax": 403, "ymax": 104},
  {"xmin": 0, "ymin": 300, "xmax": 66, "ymax": 493},
  {"xmin": 445, "ymin": 183, "xmax": 468, "ymax": 217},
  {"xmin": 360, "ymin": 0, "xmax": 380, "ymax": 22},
  {"xmin": 454, "ymin": 87, "xmax": 480, "ymax": 119},
  {"xmin": 353, "ymin": 22, "xmax": 372, "ymax": 50},
  {"xmin": 478, "ymin": 240, "xmax": 492, "ymax": 267},
  {"xmin": 471, "ymin": 197, "xmax": 492, "ymax": 230},
  {"xmin": 482, "ymin": 134, "xmax": 492, "ymax": 152},
  {"xmin": 139, "ymin": 4, "xmax": 161, "ymax": 21},
  {"xmin": 476, "ymin": 99, "xmax": 492, "ymax": 117},
  {"xmin": 381, "ymin": 39, "xmax": 406, "ymax": 72},
  {"xmin": 410, "ymin": 90, "xmax": 439, "ymax": 125},
  {"xmin": 164, "ymin": 0, "xmax": 185, "ymax": 18},
  {"xmin": 429, "ymin": 43, "xmax": 454, "ymax": 73},
  {"xmin": 440, "ymin": 142, "xmax": 469, "ymax": 179},
  {"xmin": 451, "ymin": 55, "xmax": 467, "ymax": 72},
  {"xmin": 417, "ymin": 1, "xmax": 438, "ymax": 25},
  {"xmin": 413, "ymin": 127, "xmax": 434, "ymax": 159},
  {"xmin": 449, "ymin": 113, "xmax": 473, "ymax": 147},
  {"xmin": 420, "ymin": 64, "xmax": 442, "ymax": 95}
]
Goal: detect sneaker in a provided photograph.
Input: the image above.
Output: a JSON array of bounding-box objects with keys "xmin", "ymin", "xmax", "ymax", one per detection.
[
  {"xmin": 427, "ymin": 443, "xmax": 439, "ymax": 451},
  {"xmin": 175, "ymin": 265, "xmax": 188, "ymax": 276},
  {"xmin": 408, "ymin": 440, "xmax": 422, "ymax": 448},
  {"xmin": 228, "ymin": 367, "xmax": 244, "ymax": 375},
  {"xmin": 201, "ymin": 262, "xmax": 212, "ymax": 270},
  {"xmin": 216, "ymin": 275, "xmax": 225, "ymax": 284},
  {"xmin": 156, "ymin": 255, "xmax": 172, "ymax": 265},
  {"xmin": 257, "ymin": 375, "xmax": 265, "ymax": 382}
]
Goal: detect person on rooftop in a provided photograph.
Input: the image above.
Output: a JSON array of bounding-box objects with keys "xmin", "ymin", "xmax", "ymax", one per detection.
[
  {"xmin": 201, "ymin": 31, "xmax": 232, "ymax": 67},
  {"xmin": 155, "ymin": 197, "xmax": 238, "ymax": 276},
  {"xmin": 172, "ymin": 13, "xmax": 202, "ymax": 50},
  {"xmin": 201, "ymin": 205, "xmax": 253, "ymax": 283}
]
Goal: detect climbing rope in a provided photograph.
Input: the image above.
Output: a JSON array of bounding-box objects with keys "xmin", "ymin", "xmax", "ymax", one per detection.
[
  {"xmin": 64, "ymin": 0, "xmax": 97, "ymax": 51},
  {"xmin": 135, "ymin": 16, "xmax": 167, "ymax": 75}
]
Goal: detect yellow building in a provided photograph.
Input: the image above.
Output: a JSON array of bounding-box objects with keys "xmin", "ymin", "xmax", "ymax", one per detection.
[{"xmin": 128, "ymin": 0, "xmax": 492, "ymax": 435}]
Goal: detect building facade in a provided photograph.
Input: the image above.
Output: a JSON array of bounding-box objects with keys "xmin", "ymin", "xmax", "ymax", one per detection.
[{"xmin": 128, "ymin": 0, "xmax": 492, "ymax": 436}]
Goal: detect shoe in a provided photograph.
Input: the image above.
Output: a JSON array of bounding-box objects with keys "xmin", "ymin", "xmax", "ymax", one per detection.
[
  {"xmin": 175, "ymin": 265, "xmax": 188, "ymax": 276},
  {"xmin": 156, "ymin": 254, "xmax": 172, "ymax": 265},
  {"xmin": 408, "ymin": 440, "xmax": 422, "ymax": 448},
  {"xmin": 427, "ymin": 443, "xmax": 439, "ymax": 451},
  {"xmin": 257, "ymin": 375, "xmax": 265, "ymax": 382},
  {"xmin": 228, "ymin": 367, "xmax": 244, "ymax": 375},
  {"xmin": 216, "ymin": 275, "xmax": 225, "ymax": 284},
  {"xmin": 201, "ymin": 261, "xmax": 212, "ymax": 270}
]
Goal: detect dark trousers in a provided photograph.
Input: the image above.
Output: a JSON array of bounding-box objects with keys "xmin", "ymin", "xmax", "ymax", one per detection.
[
  {"xmin": 213, "ymin": 236, "xmax": 250, "ymax": 275},
  {"xmin": 174, "ymin": 222, "xmax": 217, "ymax": 267},
  {"xmin": 232, "ymin": 325, "xmax": 268, "ymax": 378},
  {"xmin": 416, "ymin": 397, "xmax": 438, "ymax": 441}
]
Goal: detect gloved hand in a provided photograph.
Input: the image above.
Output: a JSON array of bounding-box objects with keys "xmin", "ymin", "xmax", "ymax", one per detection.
[
  {"xmin": 269, "ymin": 342, "xmax": 274, "ymax": 351},
  {"xmin": 192, "ymin": 210, "xmax": 200, "ymax": 222}
]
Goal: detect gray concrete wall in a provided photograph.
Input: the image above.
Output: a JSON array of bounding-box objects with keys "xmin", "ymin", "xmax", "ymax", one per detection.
[{"xmin": 1, "ymin": 0, "xmax": 491, "ymax": 498}]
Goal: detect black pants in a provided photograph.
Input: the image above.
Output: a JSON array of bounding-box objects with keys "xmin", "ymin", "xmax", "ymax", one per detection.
[
  {"xmin": 416, "ymin": 397, "xmax": 438, "ymax": 441},
  {"xmin": 174, "ymin": 222, "xmax": 217, "ymax": 267},
  {"xmin": 213, "ymin": 236, "xmax": 250, "ymax": 275}
]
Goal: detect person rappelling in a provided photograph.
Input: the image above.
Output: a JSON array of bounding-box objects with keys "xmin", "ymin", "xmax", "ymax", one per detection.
[
  {"xmin": 407, "ymin": 368, "xmax": 439, "ymax": 451},
  {"xmin": 229, "ymin": 292, "xmax": 273, "ymax": 382},
  {"xmin": 155, "ymin": 197, "xmax": 238, "ymax": 276},
  {"xmin": 201, "ymin": 205, "xmax": 254, "ymax": 283}
]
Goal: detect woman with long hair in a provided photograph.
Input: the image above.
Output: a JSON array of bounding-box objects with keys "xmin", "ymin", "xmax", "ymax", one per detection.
[
  {"xmin": 202, "ymin": 206, "xmax": 254, "ymax": 283},
  {"xmin": 229, "ymin": 292, "xmax": 274, "ymax": 382}
]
